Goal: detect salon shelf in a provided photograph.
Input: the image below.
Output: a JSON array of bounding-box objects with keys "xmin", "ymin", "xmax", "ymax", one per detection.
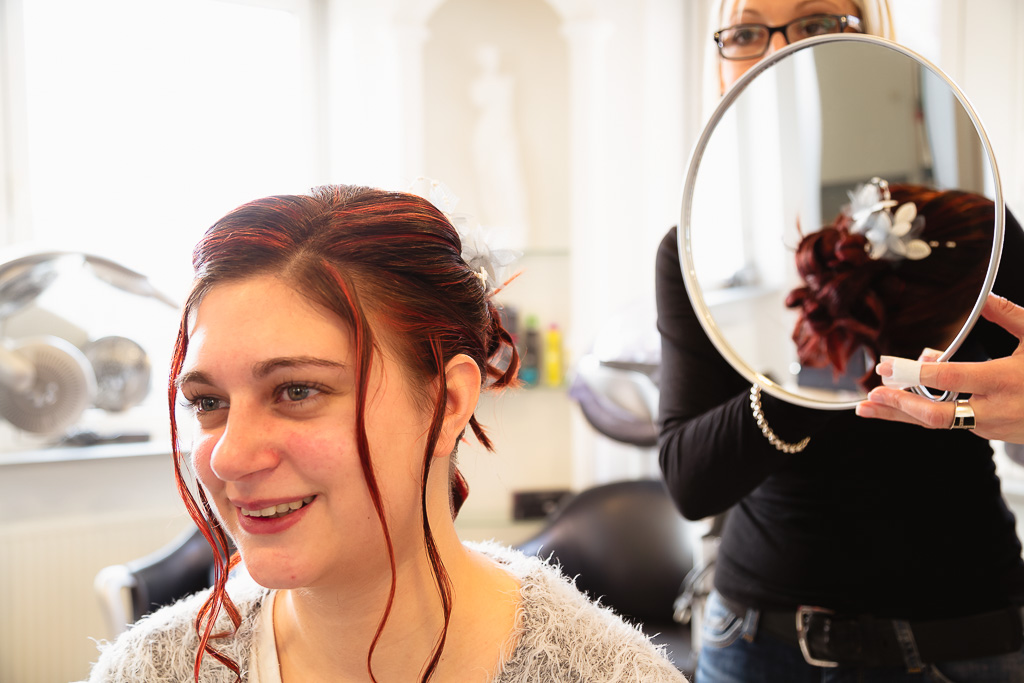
[
  {"xmin": 0, "ymin": 438, "xmax": 170, "ymax": 467},
  {"xmin": 518, "ymin": 247, "xmax": 569, "ymax": 258},
  {"xmin": 702, "ymin": 284, "xmax": 778, "ymax": 308},
  {"xmin": 455, "ymin": 517, "xmax": 547, "ymax": 547}
]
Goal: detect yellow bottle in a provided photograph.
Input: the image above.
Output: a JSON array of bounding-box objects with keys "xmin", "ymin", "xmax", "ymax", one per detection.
[{"xmin": 543, "ymin": 324, "xmax": 563, "ymax": 387}]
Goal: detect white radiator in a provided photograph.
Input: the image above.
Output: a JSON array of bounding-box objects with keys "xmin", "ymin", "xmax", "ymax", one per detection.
[{"xmin": 0, "ymin": 510, "xmax": 192, "ymax": 683}]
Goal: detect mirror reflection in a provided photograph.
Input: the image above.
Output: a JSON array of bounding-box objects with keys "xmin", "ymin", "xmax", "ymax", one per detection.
[{"xmin": 682, "ymin": 35, "xmax": 1003, "ymax": 406}]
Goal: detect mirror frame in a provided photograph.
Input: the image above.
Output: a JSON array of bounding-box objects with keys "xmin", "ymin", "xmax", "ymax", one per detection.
[{"xmin": 678, "ymin": 34, "xmax": 1005, "ymax": 410}]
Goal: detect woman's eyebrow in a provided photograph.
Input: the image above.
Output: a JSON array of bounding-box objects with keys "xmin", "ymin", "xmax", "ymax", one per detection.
[
  {"xmin": 731, "ymin": 8, "xmax": 766, "ymax": 23},
  {"xmin": 176, "ymin": 357, "xmax": 348, "ymax": 389},
  {"xmin": 252, "ymin": 357, "xmax": 349, "ymax": 378},
  {"xmin": 795, "ymin": 0, "xmax": 848, "ymax": 13},
  {"xmin": 176, "ymin": 370, "xmax": 213, "ymax": 389}
]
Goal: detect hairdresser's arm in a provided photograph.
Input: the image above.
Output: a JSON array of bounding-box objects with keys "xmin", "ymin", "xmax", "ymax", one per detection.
[
  {"xmin": 655, "ymin": 229, "xmax": 836, "ymax": 519},
  {"xmin": 857, "ymin": 209, "xmax": 1024, "ymax": 443}
]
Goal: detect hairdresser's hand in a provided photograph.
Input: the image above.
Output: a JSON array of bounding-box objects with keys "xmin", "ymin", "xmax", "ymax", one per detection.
[{"xmin": 855, "ymin": 294, "xmax": 1024, "ymax": 444}]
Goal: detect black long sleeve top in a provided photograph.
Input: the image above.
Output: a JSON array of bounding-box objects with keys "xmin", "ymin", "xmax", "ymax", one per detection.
[{"xmin": 655, "ymin": 215, "xmax": 1024, "ymax": 620}]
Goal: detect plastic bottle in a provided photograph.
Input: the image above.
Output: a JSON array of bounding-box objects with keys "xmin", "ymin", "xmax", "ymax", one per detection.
[
  {"xmin": 496, "ymin": 304, "xmax": 520, "ymax": 377},
  {"xmin": 520, "ymin": 315, "xmax": 540, "ymax": 386},
  {"xmin": 543, "ymin": 323, "xmax": 563, "ymax": 387}
]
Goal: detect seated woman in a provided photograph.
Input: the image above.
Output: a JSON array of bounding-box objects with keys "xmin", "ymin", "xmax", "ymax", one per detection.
[{"xmin": 87, "ymin": 185, "xmax": 685, "ymax": 682}]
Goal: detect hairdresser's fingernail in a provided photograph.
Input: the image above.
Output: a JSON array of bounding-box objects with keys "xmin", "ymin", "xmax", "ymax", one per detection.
[
  {"xmin": 855, "ymin": 403, "xmax": 872, "ymax": 418},
  {"xmin": 920, "ymin": 347, "xmax": 943, "ymax": 361},
  {"xmin": 879, "ymin": 355, "xmax": 922, "ymax": 389}
]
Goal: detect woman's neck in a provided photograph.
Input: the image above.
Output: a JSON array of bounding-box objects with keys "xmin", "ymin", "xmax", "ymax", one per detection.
[{"xmin": 272, "ymin": 523, "xmax": 520, "ymax": 682}]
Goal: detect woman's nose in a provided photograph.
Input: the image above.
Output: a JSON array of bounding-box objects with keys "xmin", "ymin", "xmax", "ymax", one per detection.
[
  {"xmin": 766, "ymin": 31, "xmax": 789, "ymax": 55},
  {"xmin": 208, "ymin": 408, "xmax": 280, "ymax": 482}
]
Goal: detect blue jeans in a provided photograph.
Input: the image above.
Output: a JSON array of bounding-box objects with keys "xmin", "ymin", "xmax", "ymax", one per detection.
[{"xmin": 697, "ymin": 591, "xmax": 1024, "ymax": 683}]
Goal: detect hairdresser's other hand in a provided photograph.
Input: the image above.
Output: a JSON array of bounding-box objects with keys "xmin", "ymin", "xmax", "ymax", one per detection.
[{"xmin": 856, "ymin": 294, "xmax": 1024, "ymax": 444}]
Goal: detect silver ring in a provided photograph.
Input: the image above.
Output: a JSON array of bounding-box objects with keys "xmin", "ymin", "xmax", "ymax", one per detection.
[{"xmin": 950, "ymin": 399, "xmax": 976, "ymax": 430}]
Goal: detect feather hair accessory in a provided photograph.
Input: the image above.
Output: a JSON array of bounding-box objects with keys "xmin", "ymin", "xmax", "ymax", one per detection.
[
  {"xmin": 846, "ymin": 176, "xmax": 932, "ymax": 261},
  {"xmin": 408, "ymin": 177, "xmax": 520, "ymax": 295}
]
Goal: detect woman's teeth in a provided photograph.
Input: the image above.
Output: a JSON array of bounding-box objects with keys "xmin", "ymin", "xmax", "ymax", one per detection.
[{"xmin": 242, "ymin": 496, "xmax": 315, "ymax": 519}]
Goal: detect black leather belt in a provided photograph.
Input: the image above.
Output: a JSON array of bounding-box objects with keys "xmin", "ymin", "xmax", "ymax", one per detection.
[{"xmin": 721, "ymin": 596, "xmax": 1024, "ymax": 669}]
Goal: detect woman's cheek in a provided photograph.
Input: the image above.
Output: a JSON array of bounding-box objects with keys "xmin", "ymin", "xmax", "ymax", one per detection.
[
  {"xmin": 721, "ymin": 61, "xmax": 752, "ymax": 93},
  {"xmin": 190, "ymin": 433, "xmax": 222, "ymax": 492}
]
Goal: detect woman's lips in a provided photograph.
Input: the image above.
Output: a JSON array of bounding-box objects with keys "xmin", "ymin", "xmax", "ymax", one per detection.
[
  {"xmin": 240, "ymin": 495, "xmax": 316, "ymax": 518},
  {"xmin": 234, "ymin": 495, "xmax": 316, "ymax": 535}
]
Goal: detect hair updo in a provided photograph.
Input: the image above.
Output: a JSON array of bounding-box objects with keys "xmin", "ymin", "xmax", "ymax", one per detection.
[{"xmin": 785, "ymin": 184, "xmax": 994, "ymax": 389}]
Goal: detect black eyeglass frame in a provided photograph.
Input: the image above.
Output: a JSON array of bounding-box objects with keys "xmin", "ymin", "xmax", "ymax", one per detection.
[{"xmin": 713, "ymin": 14, "xmax": 862, "ymax": 61}]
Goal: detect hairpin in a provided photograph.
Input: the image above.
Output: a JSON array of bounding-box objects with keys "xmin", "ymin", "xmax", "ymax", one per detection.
[{"xmin": 846, "ymin": 177, "xmax": 931, "ymax": 261}]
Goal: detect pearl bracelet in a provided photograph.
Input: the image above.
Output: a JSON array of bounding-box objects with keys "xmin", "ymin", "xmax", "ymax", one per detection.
[{"xmin": 749, "ymin": 384, "xmax": 811, "ymax": 454}]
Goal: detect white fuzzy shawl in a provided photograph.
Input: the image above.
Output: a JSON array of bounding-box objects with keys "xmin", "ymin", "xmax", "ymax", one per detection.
[{"xmin": 86, "ymin": 542, "xmax": 686, "ymax": 682}]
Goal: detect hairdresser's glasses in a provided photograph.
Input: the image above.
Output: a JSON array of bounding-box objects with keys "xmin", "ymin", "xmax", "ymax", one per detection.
[{"xmin": 714, "ymin": 14, "xmax": 861, "ymax": 60}]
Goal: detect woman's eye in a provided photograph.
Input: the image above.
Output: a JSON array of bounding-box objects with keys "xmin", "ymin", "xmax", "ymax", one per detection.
[
  {"xmin": 189, "ymin": 396, "xmax": 226, "ymax": 414},
  {"xmin": 732, "ymin": 28, "xmax": 759, "ymax": 45},
  {"xmin": 286, "ymin": 386, "xmax": 310, "ymax": 401},
  {"xmin": 794, "ymin": 16, "xmax": 837, "ymax": 38},
  {"xmin": 278, "ymin": 384, "xmax": 322, "ymax": 403}
]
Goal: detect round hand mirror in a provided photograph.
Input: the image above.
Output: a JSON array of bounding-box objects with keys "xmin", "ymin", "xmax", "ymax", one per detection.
[{"xmin": 679, "ymin": 34, "xmax": 1004, "ymax": 409}]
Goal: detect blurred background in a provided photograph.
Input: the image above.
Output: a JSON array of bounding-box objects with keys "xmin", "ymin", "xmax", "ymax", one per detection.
[{"xmin": 1, "ymin": 1, "xmax": 1022, "ymax": 680}]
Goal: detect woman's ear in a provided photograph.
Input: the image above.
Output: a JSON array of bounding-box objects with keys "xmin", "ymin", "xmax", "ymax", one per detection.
[{"xmin": 436, "ymin": 354, "xmax": 481, "ymax": 457}]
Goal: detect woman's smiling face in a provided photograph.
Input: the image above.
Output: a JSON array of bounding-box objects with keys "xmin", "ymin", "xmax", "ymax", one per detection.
[{"xmin": 178, "ymin": 275, "xmax": 432, "ymax": 590}]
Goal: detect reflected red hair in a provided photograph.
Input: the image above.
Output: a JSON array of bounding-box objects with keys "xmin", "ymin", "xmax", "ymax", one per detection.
[
  {"xmin": 785, "ymin": 184, "xmax": 994, "ymax": 389},
  {"xmin": 167, "ymin": 185, "xmax": 519, "ymax": 682}
]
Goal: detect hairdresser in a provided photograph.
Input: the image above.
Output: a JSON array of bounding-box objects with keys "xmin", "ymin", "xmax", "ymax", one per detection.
[{"xmin": 655, "ymin": 1, "xmax": 1024, "ymax": 681}]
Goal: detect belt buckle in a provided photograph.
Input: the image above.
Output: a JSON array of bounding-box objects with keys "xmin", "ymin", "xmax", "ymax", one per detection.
[{"xmin": 796, "ymin": 605, "xmax": 840, "ymax": 668}]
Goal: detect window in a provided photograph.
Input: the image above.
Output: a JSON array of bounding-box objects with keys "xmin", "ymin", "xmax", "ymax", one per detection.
[{"xmin": 5, "ymin": 0, "xmax": 323, "ymax": 298}]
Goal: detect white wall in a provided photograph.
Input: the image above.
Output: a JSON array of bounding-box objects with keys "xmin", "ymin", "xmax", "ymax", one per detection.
[{"xmin": 901, "ymin": 0, "xmax": 1024, "ymax": 213}]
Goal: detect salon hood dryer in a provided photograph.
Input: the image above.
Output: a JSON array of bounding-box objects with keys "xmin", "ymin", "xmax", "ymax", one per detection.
[
  {"xmin": 568, "ymin": 303, "xmax": 662, "ymax": 448},
  {"xmin": 0, "ymin": 335, "xmax": 96, "ymax": 435},
  {"xmin": 0, "ymin": 249, "xmax": 177, "ymax": 446}
]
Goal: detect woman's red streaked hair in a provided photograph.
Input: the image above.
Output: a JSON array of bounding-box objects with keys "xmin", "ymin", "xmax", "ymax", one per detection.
[
  {"xmin": 785, "ymin": 184, "xmax": 994, "ymax": 389},
  {"xmin": 167, "ymin": 185, "xmax": 519, "ymax": 682}
]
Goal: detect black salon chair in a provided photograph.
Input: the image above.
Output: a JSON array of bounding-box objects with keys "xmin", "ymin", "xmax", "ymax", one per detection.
[
  {"xmin": 94, "ymin": 525, "xmax": 228, "ymax": 638},
  {"xmin": 515, "ymin": 478, "xmax": 696, "ymax": 675}
]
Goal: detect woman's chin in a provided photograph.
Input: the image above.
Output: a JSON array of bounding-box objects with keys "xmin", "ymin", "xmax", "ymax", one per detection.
[{"xmin": 238, "ymin": 550, "xmax": 314, "ymax": 590}]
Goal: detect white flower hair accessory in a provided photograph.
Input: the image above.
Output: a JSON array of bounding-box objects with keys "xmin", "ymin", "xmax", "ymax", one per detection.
[
  {"xmin": 408, "ymin": 177, "xmax": 519, "ymax": 295},
  {"xmin": 847, "ymin": 177, "xmax": 932, "ymax": 261}
]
